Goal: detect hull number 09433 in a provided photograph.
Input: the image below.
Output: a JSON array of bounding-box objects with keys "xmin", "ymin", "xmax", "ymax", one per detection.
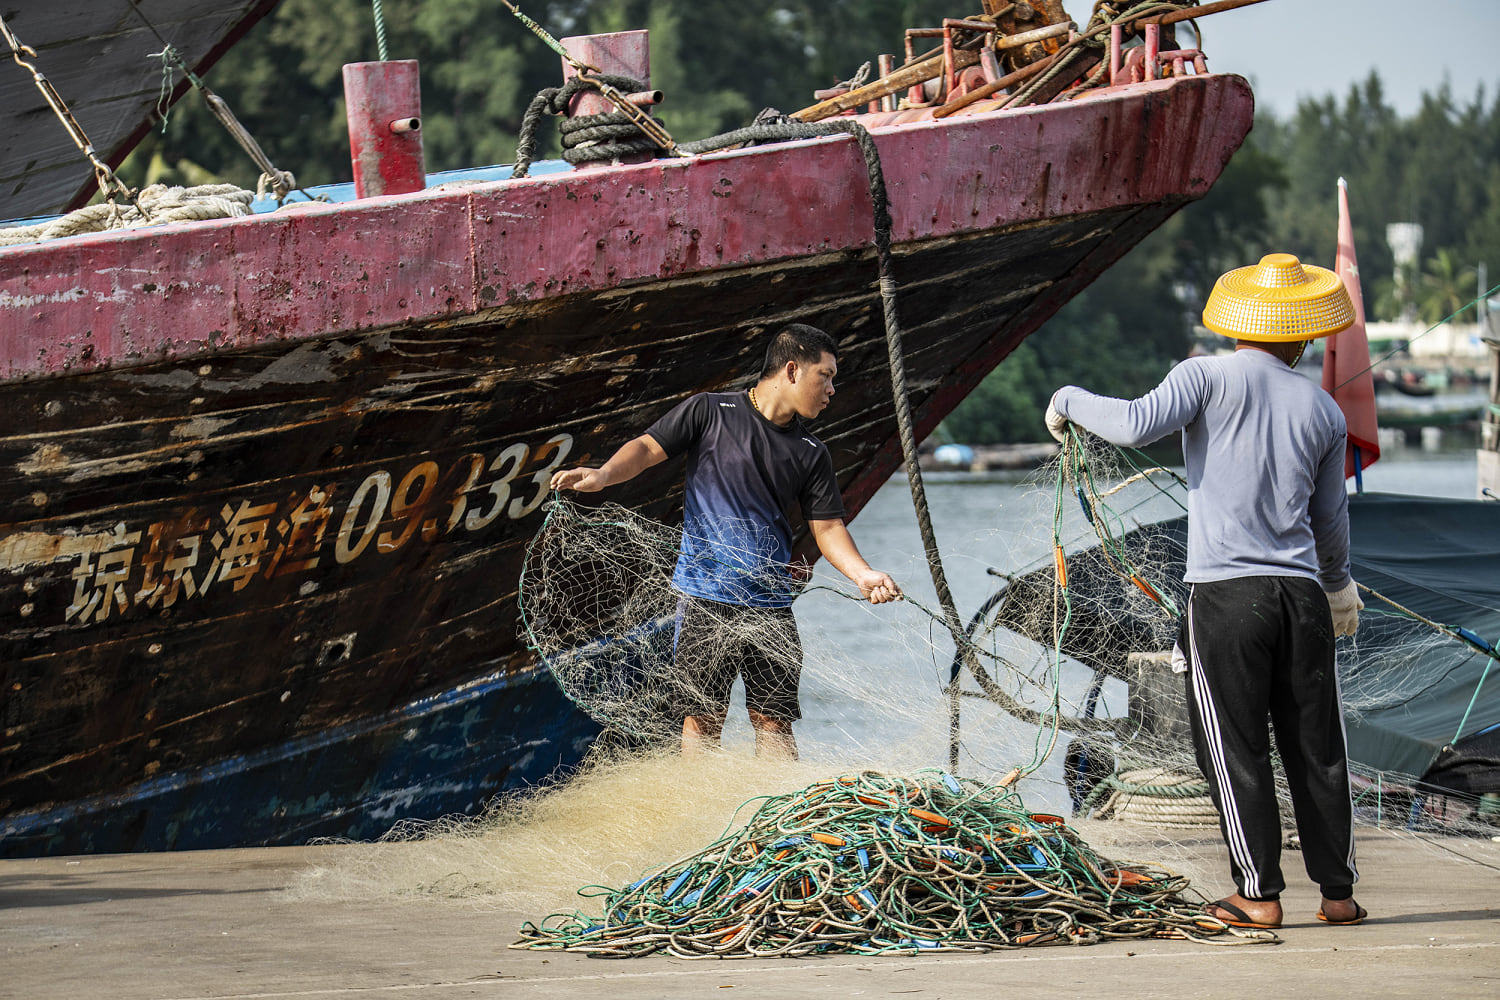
[{"xmin": 35, "ymin": 434, "xmax": 574, "ymax": 628}]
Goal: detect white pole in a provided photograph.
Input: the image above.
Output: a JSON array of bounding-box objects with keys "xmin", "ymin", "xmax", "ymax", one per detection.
[{"xmin": 1480, "ymin": 261, "xmax": 1499, "ymax": 498}]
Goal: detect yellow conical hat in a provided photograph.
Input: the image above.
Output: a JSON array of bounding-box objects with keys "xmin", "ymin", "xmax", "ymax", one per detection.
[{"xmin": 1202, "ymin": 253, "xmax": 1354, "ymax": 342}]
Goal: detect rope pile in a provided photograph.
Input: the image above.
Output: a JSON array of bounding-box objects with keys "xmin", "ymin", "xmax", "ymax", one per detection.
[
  {"xmin": 0, "ymin": 183, "xmax": 253, "ymax": 246},
  {"xmin": 1084, "ymin": 768, "xmax": 1221, "ymax": 829},
  {"xmin": 512, "ymin": 770, "xmax": 1275, "ymax": 957}
]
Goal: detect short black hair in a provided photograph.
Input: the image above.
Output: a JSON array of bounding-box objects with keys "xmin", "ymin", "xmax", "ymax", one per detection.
[{"xmin": 760, "ymin": 324, "xmax": 838, "ymax": 379}]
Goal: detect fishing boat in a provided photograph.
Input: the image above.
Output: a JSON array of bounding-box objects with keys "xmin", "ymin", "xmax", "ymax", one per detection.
[{"xmin": 0, "ymin": 0, "xmax": 1257, "ymax": 856}]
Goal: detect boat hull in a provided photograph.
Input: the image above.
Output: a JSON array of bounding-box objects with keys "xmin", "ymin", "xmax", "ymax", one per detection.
[{"xmin": 0, "ymin": 74, "xmax": 1254, "ymax": 855}]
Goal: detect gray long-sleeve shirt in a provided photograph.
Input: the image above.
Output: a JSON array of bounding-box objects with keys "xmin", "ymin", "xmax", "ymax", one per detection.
[{"xmin": 1053, "ymin": 347, "xmax": 1351, "ymax": 590}]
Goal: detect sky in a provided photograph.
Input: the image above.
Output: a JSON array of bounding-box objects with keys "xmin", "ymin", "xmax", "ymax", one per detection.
[{"xmin": 1176, "ymin": 0, "xmax": 1500, "ymax": 119}]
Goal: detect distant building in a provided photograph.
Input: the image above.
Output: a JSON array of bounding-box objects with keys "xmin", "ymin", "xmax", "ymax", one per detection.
[{"xmin": 1367, "ymin": 321, "xmax": 1490, "ymax": 360}]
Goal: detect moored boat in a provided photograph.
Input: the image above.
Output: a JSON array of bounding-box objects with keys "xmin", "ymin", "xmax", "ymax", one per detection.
[{"xmin": 0, "ymin": 1, "xmax": 1255, "ymax": 856}]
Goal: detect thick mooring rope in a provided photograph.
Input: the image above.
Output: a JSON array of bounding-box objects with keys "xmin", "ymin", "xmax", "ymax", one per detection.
[
  {"xmin": 0, "ymin": 183, "xmax": 253, "ymax": 246},
  {"xmin": 511, "ymin": 770, "xmax": 1274, "ymax": 956},
  {"xmin": 512, "ymin": 74, "xmax": 661, "ymax": 177},
  {"xmin": 1085, "ymin": 769, "xmax": 1220, "ymax": 829}
]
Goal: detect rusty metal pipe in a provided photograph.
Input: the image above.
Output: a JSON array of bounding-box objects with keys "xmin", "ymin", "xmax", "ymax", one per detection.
[
  {"xmin": 623, "ymin": 90, "xmax": 663, "ymax": 106},
  {"xmin": 943, "ymin": 25, "xmax": 958, "ymax": 97},
  {"xmin": 877, "ymin": 53, "xmax": 896, "ymax": 112},
  {"xmin": 793, "ymin": 19, "xmax": 1070, "ymax": 122},
  {"xmin": 942, "ymin": 18, "xmax": 999, "ymax": 32},
  {"xmin": 1145, "ymin": 0, "xmax": 1273, "ymax": 25},
  {"xmin": 932, "ymin": 54, "xmax": 1055, "ymax": 118},
  {"xmin": 991, "ymin": 19, "xmax": 1077, "ymax": 51},
  {"xmin": 793, "ymin": 47, "xmax": 978, "ymax": 122}
]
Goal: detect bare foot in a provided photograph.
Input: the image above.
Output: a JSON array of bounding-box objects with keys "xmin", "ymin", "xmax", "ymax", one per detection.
[
  {"xmin": 1204, "ymin": 893, "xmax": 1283, "ymax": 929},
  {"xmin": 1316, "ymin": 897, "xmax": 1367, "ymax": 925}
]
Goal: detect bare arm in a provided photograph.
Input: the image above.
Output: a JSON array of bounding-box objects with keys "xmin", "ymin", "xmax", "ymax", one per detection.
[
  {"xmin": 550, "ymin": 434, "xmax": 669, "ymax": 492},
  {"xmin": 807, "ymin": 518, "xmax": 901, "ymax": 604}
]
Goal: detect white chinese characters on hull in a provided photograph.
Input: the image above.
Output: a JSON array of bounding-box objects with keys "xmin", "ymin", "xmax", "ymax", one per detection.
[{"xmin": 5, "ymin": 433, "xmax": 575, "ymax": 628}]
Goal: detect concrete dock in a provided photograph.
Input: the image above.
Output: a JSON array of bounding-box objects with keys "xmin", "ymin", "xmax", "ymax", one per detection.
[{"xmin": 4, "ymin": 829, "xmax": 1498, "ymax": 1000}]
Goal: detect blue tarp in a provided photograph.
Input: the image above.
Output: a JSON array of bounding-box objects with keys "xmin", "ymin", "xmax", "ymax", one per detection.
[
  {"xmin": 1342, "ymin": 493, "xmax": 1500, "ymax": 782},
  {"xmin": 991, "ymin": 492, "xmax": 1500, "ymax": 784}
]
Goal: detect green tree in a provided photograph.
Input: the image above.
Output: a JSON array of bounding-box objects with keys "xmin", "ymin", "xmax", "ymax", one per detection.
[
  {"xmin": 1465, "ymin": 164, "xmax": 1500, "ymax": 283},
  {"xmin": 1418, "ymin": 248, "xmax": 1477, "ymax": 324},
  {"xmin": 1252, "ymin": 72, "xmax": 1500, "ymax": 323}
]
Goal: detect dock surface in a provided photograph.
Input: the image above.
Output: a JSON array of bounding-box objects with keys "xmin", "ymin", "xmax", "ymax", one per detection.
[{"xmin": 4, "ymin": 829, "xmax": 1498, "ymax": 999}]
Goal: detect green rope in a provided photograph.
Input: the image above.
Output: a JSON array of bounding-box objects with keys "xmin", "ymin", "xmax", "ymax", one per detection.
[
  {"xmin": 511, "ymin": 770, "xmax": 1274, "ymax": 956},
  {"xmin": 371, "ymin": 0, "xmax": 389, "ymax": 61},
  {"xmin": 1057, "ymin": 430, "xmax": 1183, "ymax": 622}
]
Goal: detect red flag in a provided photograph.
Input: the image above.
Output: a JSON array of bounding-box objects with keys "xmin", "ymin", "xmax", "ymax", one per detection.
[{"xmin": 1322, "ymin": 177, "xmax": 1380, "ymax": 479}]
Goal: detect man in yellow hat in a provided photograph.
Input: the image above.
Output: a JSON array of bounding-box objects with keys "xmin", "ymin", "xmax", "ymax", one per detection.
[{"xmin": 1046, "ymin": 253, "xmax": 1367, "ymax": 930}]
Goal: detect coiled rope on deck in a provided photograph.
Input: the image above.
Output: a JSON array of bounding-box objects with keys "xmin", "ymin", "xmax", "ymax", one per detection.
[
  {"xmin": 511, "ymin": 769, "xmax": 1274, "ymax": 956},
  {"xmin": 513, "ymin": 74, "xmax": 664, "ymax": 176},
  {"xmin": 1084, "ymin": 768, "xmax": 1220, "ymax": 828},
  {"xmin": 0, "ymin": 183, "xmax": 253, "ymax": 246}
]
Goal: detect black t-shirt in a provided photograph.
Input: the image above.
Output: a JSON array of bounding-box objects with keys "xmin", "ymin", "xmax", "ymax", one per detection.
[{"xmin": 647, "ymin": 391, "xmax": 844, "ymax": 606}]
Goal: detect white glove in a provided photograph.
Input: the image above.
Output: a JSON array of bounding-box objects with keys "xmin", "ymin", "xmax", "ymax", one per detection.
[
  {"xmin": 1045, "ymin": 394, "xmax": 1070, "ymax": 443},
  {"xmin": 1325, "ymin": 580, "xmax": 1364, "ymax": 637}
]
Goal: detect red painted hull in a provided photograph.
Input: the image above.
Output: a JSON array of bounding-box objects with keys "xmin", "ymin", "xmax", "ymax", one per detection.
[{"xmin": 0, "ymin": 73, "xmax": 1254, "ymax": 852}]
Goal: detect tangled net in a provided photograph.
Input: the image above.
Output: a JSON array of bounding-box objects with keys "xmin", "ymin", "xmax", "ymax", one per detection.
[
  {"xmin": 520, "ymin": 434, "xmax": 1500, "ymax": 839},
  {"xmin": 511, "ymin": 769, "xmax": 1274, "ymax": 957},
  {"xmin": 520, "ymin": 497, "xmax": 826, "ymax": 745}
]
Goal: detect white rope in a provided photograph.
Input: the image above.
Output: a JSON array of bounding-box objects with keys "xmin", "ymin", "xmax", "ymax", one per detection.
[
  {"xmin": 0, "ymin": 183, "xmax": 253, "ymax": 247},
  {"xmin": 1093, "ymin": 768, "xmax": 1222, "ymax": 828}
]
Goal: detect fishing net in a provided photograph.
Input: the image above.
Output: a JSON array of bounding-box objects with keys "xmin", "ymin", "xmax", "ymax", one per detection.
[
  {"xmin": 516, "ymin": 500, "xmax": 685, "ymax": 745},
  {"xmin": 510, "ymin": 769, "xmax": 1272, "ymax": 957},
  {"xmin": 518, "ymin": 499, "xmax": 816, "ymax": 747},
  {"xmin": 517, "ymin": 432, "xmax": 1500, "ymax": 837}
]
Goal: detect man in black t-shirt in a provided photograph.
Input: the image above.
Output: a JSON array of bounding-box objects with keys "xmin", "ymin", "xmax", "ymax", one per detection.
[{"xmin": 551, "ymin": 324, "xmax": 900, "ymax": 757}]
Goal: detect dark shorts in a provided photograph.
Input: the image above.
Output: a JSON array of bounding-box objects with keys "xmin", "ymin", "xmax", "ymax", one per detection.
[{"xmin": 672, "ymin": 595, "xmax": 802, "ymax": 723}]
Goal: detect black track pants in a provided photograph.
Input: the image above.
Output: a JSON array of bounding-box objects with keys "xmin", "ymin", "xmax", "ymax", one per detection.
[{"xmin": 1182, "ymin": 576, "xmax": 1358, "ymax": 900}]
